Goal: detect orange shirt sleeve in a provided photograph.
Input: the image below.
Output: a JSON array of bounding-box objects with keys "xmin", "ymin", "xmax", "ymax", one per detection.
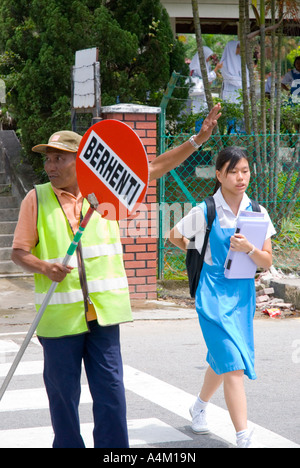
[{"xmin": 12, "ymin": 189, "xmax": 38, "ymax": 252}]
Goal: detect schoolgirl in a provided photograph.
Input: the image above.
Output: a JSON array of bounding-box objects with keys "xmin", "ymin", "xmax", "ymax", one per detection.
[
  {"xmin": 220, "ymin": 40, "xmax": 249, "ymax": 104},
  {"xmin": 170, "ymin": 146, "xmax": 276, "ymax": 448}
]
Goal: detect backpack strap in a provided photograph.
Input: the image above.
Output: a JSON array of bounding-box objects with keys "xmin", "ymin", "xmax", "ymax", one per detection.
[
  {"xmin": 205, "ymin": 196, "xmax": 216, "ymax": 228},
  {"xmin": 250, "ymin": 199, "xmax": 261, "ymax": 213},
  {"xmin": 198, "ymin": 196, "xmax": 216, "ymax": 267},
  {"xmin": 185, "ymin": 196, "xmax": 216, "ymax": 298}
]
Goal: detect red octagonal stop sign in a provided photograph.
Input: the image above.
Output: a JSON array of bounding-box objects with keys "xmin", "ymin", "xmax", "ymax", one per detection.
[{"xmin": 76, "ymin": 119, "xmax": 149, "ymax": 220}]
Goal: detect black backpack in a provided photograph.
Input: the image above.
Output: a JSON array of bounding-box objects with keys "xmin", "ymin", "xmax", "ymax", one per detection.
[{"xmin": 186, "ymin": 197, "xmax": 261, "ymax": 298}]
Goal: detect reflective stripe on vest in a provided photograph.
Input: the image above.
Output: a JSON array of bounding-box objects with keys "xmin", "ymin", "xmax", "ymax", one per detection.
[
  {"xmin": 35, "ymin": 276, "xmax": 129, "ymax": 305},
  {"xmin": 42, "ymin": 242, "xmax": 123, "ymax": 269},
  {"xmin": 33, "ymin": 183, "xmax": 132, "ymax": 338}
]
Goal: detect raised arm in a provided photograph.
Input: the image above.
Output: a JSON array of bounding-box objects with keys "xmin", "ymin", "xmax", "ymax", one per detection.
[{"xmin": 149, "ymin": 103, "xmax": 221, "ymax": 181}]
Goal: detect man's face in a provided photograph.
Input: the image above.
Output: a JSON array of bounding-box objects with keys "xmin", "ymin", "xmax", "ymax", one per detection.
[
  {"xmin": 44, "ymin": 149, "xmax": 78, "ymax": 193},
  {"xmin": 295, "ymin": 59, "xmax": 300, "ymax": 72}
]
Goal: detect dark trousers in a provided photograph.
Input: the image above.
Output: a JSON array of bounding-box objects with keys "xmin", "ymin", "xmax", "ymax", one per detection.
[{"xmin": 39, "ymin": 321, "xmax": 129, "ymax": 448}]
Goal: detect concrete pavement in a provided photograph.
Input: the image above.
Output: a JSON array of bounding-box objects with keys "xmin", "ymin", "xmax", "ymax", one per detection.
[
  {"xmin": 0, "ymin": 276, "xmax": 198, "ymax": 331},
  {"xmin": 0, "ymin": 275, "xmax": 299, "ymax": 330}
]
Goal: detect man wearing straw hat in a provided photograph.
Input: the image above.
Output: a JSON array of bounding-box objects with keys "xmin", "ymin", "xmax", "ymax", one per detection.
[{"xmin": 11, "ymin": 104, "xmax": 221, "ymax": 448}]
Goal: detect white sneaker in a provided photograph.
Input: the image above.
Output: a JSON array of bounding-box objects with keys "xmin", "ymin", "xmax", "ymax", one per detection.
[
  {"xmin": 236, "ymin": 429, "xmax": 266, "ymax": 448},
  {"xmin": 189, "ymin": 403, "xmax": 210, "ymax": 434}
]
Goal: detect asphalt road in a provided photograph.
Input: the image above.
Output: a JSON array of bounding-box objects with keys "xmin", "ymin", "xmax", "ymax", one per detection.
[
  {"xmin": 0, "ymin": 293, "xmax": 299, "ymax": 449},
  {"xmin": 121, "ymin": 316, "xmax": 300, "ymax": 448}
]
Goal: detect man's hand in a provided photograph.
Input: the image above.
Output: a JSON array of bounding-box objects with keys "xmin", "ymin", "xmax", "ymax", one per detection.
[
  {"xmin": 148, "ymin": 102, "xmax": 221, "ymax": 181},
  {"xmin": 194, "ymin": 102, "xmax": 222, "ymax": 146},
  {"xmin": 12, "ymin": 249, "xmax": 74, "ymax": 282},
  {"xmin": 45, "ymin": 263, "xmax": 74, "ymax": 283}
]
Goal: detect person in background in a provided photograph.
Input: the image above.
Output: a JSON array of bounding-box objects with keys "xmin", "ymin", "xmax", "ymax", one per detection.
[
  {"xmin": 220, "ymin": 40, "xmax": 249, "ymax": 104},
  {"xmin": 188, "ymin": 47, "xmax": 223, "ymax": 113},
  {"xmin": 281, "ymin": 56, "xmax": 300, "ymax": 104},
  {"xmin": 265, "ymin": 71, "xmax": 281, "ymax": 99}
]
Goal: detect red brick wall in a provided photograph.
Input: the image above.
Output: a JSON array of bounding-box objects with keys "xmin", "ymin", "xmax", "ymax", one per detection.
[{"xmin": 101, "ymin": 108, "xmax": 159, "ymax": 300}]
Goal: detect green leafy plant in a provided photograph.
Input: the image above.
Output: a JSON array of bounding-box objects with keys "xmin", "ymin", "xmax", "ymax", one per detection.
[{"xmin": 0, "ymin": 0, "xmax": 188, "ymax": 178}]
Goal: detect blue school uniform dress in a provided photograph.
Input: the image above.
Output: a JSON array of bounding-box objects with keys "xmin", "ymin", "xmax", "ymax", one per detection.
[
  {"xmin": 176, "ymin": 190, "xmax": 276, "ymax": 380},
  {"xmin": 195, "ymin": 200, "xmax": 257, "ymax": 380}
]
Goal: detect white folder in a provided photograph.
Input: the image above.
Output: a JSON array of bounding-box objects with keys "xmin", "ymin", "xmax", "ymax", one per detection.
[{"xmin": 224, "ymin": 211, "xmax": 269, "ymax": 279}]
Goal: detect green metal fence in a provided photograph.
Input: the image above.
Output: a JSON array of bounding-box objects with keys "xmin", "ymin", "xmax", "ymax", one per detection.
[{"xmin": 158, "ymin": 131, "xmax": 300, "ymax": 278}]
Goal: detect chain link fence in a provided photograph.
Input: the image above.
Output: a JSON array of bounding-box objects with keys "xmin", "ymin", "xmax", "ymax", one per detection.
[
  {"xmin": 71, "ymin": 73, "xmax": 300, "ymax": 279},
  {"xmin": 159, "ymin": 130, "xmax": 300, "ymax": 279}
]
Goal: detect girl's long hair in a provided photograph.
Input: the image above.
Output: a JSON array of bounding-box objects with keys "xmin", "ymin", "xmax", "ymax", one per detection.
[{"xmin": 213, "ymin": 146, "xmax": 249, "ymax": 194}]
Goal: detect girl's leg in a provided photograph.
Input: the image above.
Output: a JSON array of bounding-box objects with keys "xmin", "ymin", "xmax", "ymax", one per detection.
[
  {"xmin": 200, "ymin": 365, "xmax": 224, "ymax": 402},
  {"xmin": 190, "ymin": 366, "xmax": 223, "ymax": 434},
  {"xmin": 223, "ymin": 369, "xmax": 247, "ymax": 432}
]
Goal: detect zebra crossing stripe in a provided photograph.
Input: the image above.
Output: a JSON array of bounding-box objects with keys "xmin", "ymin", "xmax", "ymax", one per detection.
[
  {"xmin": 123, "ymin": 365, "xmax": 300, "ymax": 449},
  {"xmin": 0, "ymin": 419, "xmax": 191, "ymax": 449},
  {"xmin": 0, "ymin": 360, "xmax": 43, "ymax": 378},
  {"xmin": 0, "ymin": 354, "xmax": 299, "ymax": 448},
  {"xmin": 0, "ymin": 340, "xmax": 19, "ymax": 354}
]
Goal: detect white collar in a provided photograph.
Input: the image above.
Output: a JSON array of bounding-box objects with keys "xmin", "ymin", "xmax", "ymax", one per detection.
[{"xmin": 213, "ymin": 188, "xmax": 251, "ymax": 215}]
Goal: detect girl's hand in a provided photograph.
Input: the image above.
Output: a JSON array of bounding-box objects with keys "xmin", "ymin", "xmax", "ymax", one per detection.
[
  {"xmin": 230, "ymin": 234, "xmax": 273, "ymax": 269},
  {"xmin": 230, "ymin": 233, "xmax": 253, "ymax": 253}
]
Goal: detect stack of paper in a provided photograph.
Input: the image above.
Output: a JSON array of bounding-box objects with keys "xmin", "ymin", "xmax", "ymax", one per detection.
[{"xmin": 224, "ymin": 211, "xmax": 268, "ymax": 279}]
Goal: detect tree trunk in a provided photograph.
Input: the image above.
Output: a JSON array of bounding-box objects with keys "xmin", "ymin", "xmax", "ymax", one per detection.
[
  {"xmin": 259, "ymin": 0, "xmax": 268, "ymax": 206},
  {"xmin": 244, "ymin": 0, "xmax": 263, "ymax": 200},
  {"xmin": 191, "ymin": 0, "xmax": 214, "ymax": 111},
  {"xmin": 268, "ymin": 0, "xmax": 277, "ymax": 215}
]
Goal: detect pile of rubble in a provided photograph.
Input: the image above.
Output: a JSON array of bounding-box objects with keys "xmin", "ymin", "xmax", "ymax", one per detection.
[{"xmin": 255, "ymin": 267, "xmax": 297, "ymax": 318}]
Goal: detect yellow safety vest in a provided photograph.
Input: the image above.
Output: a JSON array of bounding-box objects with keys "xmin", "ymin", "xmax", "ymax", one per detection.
[{"xmin": 33, "ymin": 183, "xmax": 132, "ymax": 338}]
